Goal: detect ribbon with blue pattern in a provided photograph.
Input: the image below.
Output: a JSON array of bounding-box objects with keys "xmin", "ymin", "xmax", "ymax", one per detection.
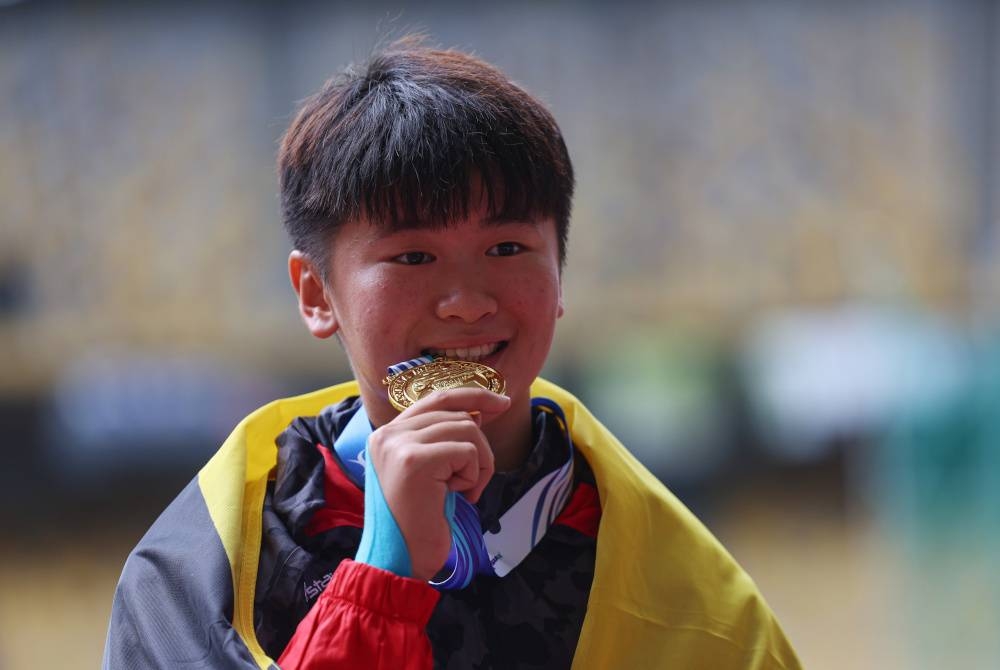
[{"xmin": 385, "ymin": 354, "xmax": 436, "ymax": 377}]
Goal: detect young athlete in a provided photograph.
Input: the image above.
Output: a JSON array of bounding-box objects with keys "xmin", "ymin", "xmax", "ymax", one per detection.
[{"xmin": 104, "ymin": 37, "xmax": 801, "ymax": 669}]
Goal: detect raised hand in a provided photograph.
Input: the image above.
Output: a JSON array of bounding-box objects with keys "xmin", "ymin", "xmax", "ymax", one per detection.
[{"xmin": 366, "ymin": 386, "xmax": 511, "ymax": 581}]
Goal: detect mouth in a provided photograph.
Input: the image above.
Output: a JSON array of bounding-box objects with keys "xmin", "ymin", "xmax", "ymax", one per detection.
[{"xmin": 422, "ymin": 341, "xmax": 508, "ymax": 363}]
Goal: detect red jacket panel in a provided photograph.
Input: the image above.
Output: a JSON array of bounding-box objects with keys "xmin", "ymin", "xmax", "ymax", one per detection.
[{"xmin": 278, "ymin": 560, "xmax": 440, "ymax": 670}]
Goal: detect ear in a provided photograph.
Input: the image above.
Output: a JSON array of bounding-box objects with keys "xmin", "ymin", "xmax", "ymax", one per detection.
[
  {"xmin": 556, "ymin": 281, "xmax": 565, "ymax": 319},
  {"xmin": 288, "ymin": 250, "xmax": 338, "ymax": 339}
]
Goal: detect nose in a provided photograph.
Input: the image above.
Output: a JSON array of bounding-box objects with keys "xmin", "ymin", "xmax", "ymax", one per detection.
[{"xmin": 435, "ymin": 282, "xmax": 498, "ymax": 323}]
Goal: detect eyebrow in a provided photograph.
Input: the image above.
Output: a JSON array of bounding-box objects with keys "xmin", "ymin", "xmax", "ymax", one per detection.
[{"xmin": 484, "ymin": 215, "xmax": 541, "ymax": 226}]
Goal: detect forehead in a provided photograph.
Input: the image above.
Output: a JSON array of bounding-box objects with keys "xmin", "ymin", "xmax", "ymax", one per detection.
[
  {"xmin": 356, "ymin": 170, "xmax": 555, "ymax": 235},
  {"xmin": 370, "ymin": 213, "xmax": 546, "ymax": 239}
]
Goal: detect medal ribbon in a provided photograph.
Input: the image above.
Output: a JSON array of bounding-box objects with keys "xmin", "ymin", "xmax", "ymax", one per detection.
[
  {"xmin": 385, "ymin": 354, "xmax": 436, "ymax": 377},
  {"xmin": 334, "ymin": 395, "xmax": 575, "ymax": 590}
]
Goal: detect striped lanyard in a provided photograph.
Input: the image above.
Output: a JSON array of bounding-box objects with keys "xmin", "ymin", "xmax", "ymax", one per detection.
[{"xmin": 333, "ymin": 395, "xmax": 575, "ymax": 590}]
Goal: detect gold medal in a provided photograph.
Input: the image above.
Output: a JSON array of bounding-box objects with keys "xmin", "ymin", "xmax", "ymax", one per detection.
[{"xmin": 383, "ymin": 359, "xmax": 506, "ymax": 411}]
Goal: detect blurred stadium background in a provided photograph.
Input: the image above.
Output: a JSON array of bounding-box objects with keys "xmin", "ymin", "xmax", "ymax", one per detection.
[{"xmin": 2, "ymin": 0, "xmax": 999, "ymax": 667}]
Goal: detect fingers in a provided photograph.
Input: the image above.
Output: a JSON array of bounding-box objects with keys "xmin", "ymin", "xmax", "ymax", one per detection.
[
  {"xmin": 399, "ymin": 386, "xmax": 511, "ymax": 420},
  {"xmin": 419, "ymin": 432, "xmax": 494, "ymax": 498},
  {"xmin": 372, "ymin": 386, "xmax": 503, "ymax": 513},
  {"xmin": 387, "ymin": 410, "xmax": 480, "ymax": 432},
  {"xmin": 371, "ymin": 416, "xmax": 494, "ymax": 492},
  {"xmin": 450, "ymin": 436, "xmax": 494, "ymax": 503},
  {"xmin": 432, "ymin": 441, "xmax": 484, "ymax": 492},
  {"xmin": 408, "ymin": 412, "xmax": 494, "ymax": 502}
]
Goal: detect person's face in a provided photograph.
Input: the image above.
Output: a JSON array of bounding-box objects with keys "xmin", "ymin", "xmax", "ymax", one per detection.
[{"xmin": 290, "ymin": 197, "xmax": 564, "ymax": 428}]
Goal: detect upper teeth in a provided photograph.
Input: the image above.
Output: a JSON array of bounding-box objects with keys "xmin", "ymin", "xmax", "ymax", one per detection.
[{"xmin": 426, "ymin": 343, "xmax": 501, "ymax": 361}]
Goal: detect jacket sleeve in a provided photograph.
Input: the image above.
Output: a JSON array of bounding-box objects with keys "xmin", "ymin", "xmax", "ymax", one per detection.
[
  {"xmin": 103, "ymin": 479, "xmax": 268, "ymax": 669},
  {"xmin": 277, "ymin": 559, "xmax": 440, "ymax": 670}
]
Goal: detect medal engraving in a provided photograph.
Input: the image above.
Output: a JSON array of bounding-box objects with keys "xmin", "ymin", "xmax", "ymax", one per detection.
[{"xmin": 384, "ymin": 359, "xmax": 506, "ymax": 411}]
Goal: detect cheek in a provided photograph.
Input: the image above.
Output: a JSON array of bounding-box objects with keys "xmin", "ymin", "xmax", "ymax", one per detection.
[
  {"xmin": 339, "ymin": 272, "xmax": 396, "ymax": 338},
  {"xmin": 357, "ymin": 273, "xmax": 430, "ymax": 337},
  {"xmin": 511, "ymin": 272, "xmax": 561, "ymax": 317},
  {"xmin": 506, "ymin": 276, "xmax": 562, "ymax": 347}
]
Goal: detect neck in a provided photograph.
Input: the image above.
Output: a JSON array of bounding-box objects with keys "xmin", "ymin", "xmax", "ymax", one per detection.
[{"xmin": 483, "ymin": 395, "xmax": 533, "ymax": 472}]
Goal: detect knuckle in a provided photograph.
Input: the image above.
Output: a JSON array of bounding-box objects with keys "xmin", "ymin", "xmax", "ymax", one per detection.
[
  {"xmin": 366, "ymin": 431, "xmax": 384, "ymax": 455},
  {"xmin": 395, "ymin": 445, "xmax": 423, "ymax": 470},
  {"xmin": 435, "ymin": 388, "xmax": 465, "ymax": 404}
]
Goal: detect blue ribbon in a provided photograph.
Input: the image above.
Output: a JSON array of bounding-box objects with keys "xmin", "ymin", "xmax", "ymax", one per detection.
[{"xmin": 385, "ymin": 354, "xmax": 436, "ymax": 377}]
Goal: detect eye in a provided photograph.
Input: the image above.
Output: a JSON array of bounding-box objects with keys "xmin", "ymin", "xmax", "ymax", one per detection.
[
  {"xmin": 392, "ymin": 251, "xmax": 435, "ymax": 265},
  {"xmin": 487, "ymin": 242, "xmax": 524, "ymax": 257}
]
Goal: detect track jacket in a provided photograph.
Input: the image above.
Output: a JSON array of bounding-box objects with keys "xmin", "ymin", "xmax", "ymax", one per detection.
[{"xmin": 103, "ymin": 378, "xmax": 801, "ymax": 669}]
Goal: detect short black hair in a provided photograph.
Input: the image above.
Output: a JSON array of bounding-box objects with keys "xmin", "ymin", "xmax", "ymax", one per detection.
[{"xmin": 278, "ymin": 36, "xmax": 575, "ymax": 277}]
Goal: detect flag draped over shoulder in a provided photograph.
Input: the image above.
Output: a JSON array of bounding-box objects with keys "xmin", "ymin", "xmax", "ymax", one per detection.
[{"xmin": 103, "ymin": 379, "xmax": 801, "ymax": 670}]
